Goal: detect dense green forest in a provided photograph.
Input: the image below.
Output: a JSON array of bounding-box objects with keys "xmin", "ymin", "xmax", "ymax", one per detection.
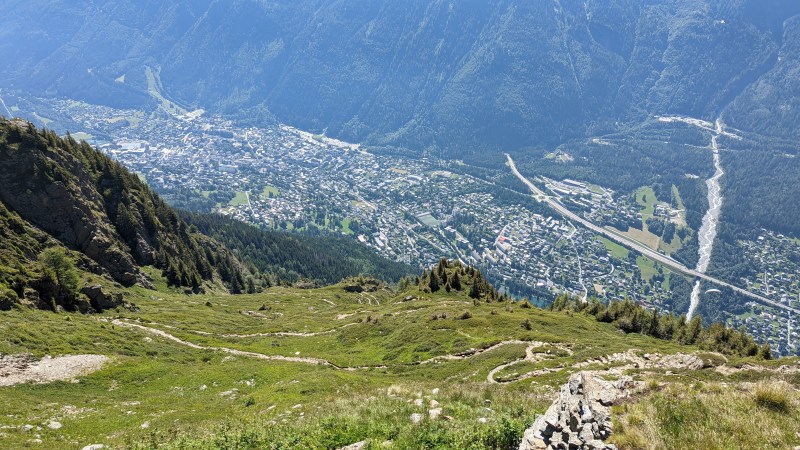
[{"xmin": 181, "ymin": 212, "xmax": 414, "ymax": 286}]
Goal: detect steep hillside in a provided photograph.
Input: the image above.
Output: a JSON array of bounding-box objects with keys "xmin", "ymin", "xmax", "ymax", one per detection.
[
  {"xmin": 181, "ymin": 211, "xmax": 414, "ymax": 286},
  {"xmin": 0, "ymin": 118, "xmax": 416, "ymax": 310},
  {"xmin": 2, "ymin": 0, "xmax": 800, "ymax": 155},
  {"xmin": 0, "ymin": 118, "xmax": 248, "ymax": 297},
  {"xmin": 0, "ymin": 261, "xmax": 795, "ymax": 449}
]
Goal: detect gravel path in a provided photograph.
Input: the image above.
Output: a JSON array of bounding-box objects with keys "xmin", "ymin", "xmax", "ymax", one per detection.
[{"xmin": 0, "ymin": 354, "xmax": 108, "ymax": 387}]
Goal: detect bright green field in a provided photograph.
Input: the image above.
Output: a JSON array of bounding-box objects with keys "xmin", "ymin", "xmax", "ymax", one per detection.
[
  {"xmin": 228, "ymin": 191, "xmax": 249, "ymax": 207},
  {"xmin": 341, "ymin": 218, "xmax": 354, "ymax": 234},
  {"xmin": 636, "ymin": 256, "xmax": 659, "ymax": 282},
  {"xmin": 260, "ymin": 185, "xmax": 280, "ymax": 198},
  {"xmin": 635, "ymin": 186, "xmax": 657, "ymax": 222},
  {"xmin": 598, "ymin": 236, "xmax": 629, "ymax": 259}
]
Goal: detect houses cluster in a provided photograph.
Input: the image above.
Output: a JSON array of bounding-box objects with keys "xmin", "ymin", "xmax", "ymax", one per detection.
[{"xmin": 42, "ymin": 96, "xmax": 799, "ymax": 356}]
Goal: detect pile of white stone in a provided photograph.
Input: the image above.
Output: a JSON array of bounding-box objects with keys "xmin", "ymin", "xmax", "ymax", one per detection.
[{"xmin": 519, "ymin": 372, "xmax": 642, "ymax": 450}]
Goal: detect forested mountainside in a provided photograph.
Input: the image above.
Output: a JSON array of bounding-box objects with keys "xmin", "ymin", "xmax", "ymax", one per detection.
[
  {"xmin": 2, "ymin": 0, "xmax": 800, "ymax": 156},
  {"xmin": 181, "ymin": 211, "xmax": 414, "ymax": 286},
  {"xmin": 0, "ymin": 117, "xmax": 249, "ymax": 299},
  {"xmin": 0, "ymin": 118, "xmax": 413, "ymax": 310}
]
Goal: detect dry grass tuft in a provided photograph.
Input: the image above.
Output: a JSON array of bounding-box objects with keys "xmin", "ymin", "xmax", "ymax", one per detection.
[{"xmin": 753, "ymin": 380, "xmax": 792, "ymax": 413}]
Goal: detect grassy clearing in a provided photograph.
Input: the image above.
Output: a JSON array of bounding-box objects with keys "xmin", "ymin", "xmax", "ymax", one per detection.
[
  {"xmin": 228, "ymin": 191, "xmax": 249, "ymax": 207},
  {"xmin": 636, "ymin": 256, "xmax": 659, "ymax": 282},
  {"xmin": 611, "ymin": 381, "xmax": 800, "ymax": 450},
  {"xmin": 658, "ymin": 234, "xmax": 684, "ymax": 256},
  {"xmin": 635, "ymin": 186, "xmax": 657, "ymax": 222},
  {"xmin": 70, "ymin": 132, "xmax": 94, "ymax": 143},
  {"xmin": 618, "ymin": 226, "xmax": 661, "ymax": 251},
  {"xmin": 261, "ymin": 185, "xmax": 280, "ymax": 198},
  {"xmin": 341, "ymin": 218, "xmax": 354, "ymax": 235},
  {"xmin": 598, "ymin": 236, "xmax": 629, "ymax": 259},
  {"xmin": 672, "ymin": 185, "xmax": 686, "ymax": 214}
]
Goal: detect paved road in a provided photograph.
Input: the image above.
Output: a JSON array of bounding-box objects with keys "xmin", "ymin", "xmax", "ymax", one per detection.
[{"xmin": 505, "ymin": 153, "xmax": 800, "ymax": 315}]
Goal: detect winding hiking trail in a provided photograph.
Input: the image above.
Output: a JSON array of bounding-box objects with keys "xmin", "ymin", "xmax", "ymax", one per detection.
[
  {"xmin": 110, "ymin": 320, "xmax": 787, "ymax": 383},
  {"xmin": 486, "ymin": 342, "xmax": 572, "ymax": 384},
  {"xmin": 113, "ymin": 319, "xmax": 335, "ymax": 366},
  {"xmin": 112, "ymin": 319, "xmax": 554, "ymax": 373},
  {"xmin": 215, "ymin": 322, "xmax": 359, "ymax": 338}
]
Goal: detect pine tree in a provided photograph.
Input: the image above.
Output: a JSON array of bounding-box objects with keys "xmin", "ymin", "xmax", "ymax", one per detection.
[
  {"xmin": 436, "ymin": 258, "xmax": 448, "ymax": 277},
  {"xmin": 469, "ymin": 281, "xmax": 480, "ymax": 299},
  {"xmin": 429, "ymin": 271, "xmax": 441, "ymax": 292},
  {"xmin": 39, "ymin": 248, "xmax": 80, "ymax": 300},
  {"xmin": 451, "ymin": 271, "xmax": 462, "ymax": 291}
]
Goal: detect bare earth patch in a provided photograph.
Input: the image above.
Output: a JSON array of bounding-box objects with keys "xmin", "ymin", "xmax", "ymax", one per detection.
[{"xmin": 0, "ymin": 354, "xmax": 108, "ymax": 387}]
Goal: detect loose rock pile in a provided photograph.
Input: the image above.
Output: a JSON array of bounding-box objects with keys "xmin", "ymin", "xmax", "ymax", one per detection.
[{"xmin": 519, "ymin": 372, "xmax": 642, "ymax": 450}]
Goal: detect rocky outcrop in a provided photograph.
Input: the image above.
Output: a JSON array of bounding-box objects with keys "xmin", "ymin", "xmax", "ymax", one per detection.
[
  {"xmin": 0, "ymin": 131, "xmax": 142, "ymax": 285},
  {"xmin": 519, "ymin": 372, "xmax": 643, "ymax": 450},
  {"xmin": 573, "ymin": 350, "xmax": 704, "ymax": 372},
  {"xmin": 80, "ymin": 285, "xmax": 124, "ymax": 311}
]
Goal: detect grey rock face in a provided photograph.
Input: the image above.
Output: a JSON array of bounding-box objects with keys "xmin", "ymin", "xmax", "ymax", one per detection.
[
  {"xmin": 0, "ymin": 143, "xmax": 142, "ymax": 285},
  {"xmin": 80, "ymin": 285, "xmax": 123, "ymax": 311}
]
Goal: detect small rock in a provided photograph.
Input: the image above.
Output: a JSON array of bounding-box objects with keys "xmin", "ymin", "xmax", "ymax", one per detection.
[
  {"xmin": 581, "ymin": 405, "xmax": 594, "ymax": 422},
  {"xmin": 81, "ymin": 445, "xmax": 105, "ymax": 450},
  {"xmin": 477, "ymin": 417, "xmax": 488, "ymax": 424},
  {"xmin": 414, "ymin": 398, "xmax": 423, "ymax": 407},
  {"xmin": 568, "ymin": 414, "xmax": 579, "ymax": 432},
  {"xmin": 340, "ymin": 440, "xmax": 367, "ymax": 450},
  {"xmin": 47, "ymin": 421, "xmax": 62, "ymax": 430},
  {"xmin": 141, "ymin": 421, "xmax": 150, "ymax": 429},
  {"xmin": 430, "ymin": 399, "xmax": 440, "ymax": 408},
  {"xmin": 587, "ymin": 439, "xmax": 608, "ymax": 449},
  {"xmin": 531, "ymin": 437, "xmax": 546, "ymax": 448},
  {"xmin": 220, "ymin": 388, "xmax": 239, "ymax": 398},
  {"xmin": 410, "ymin": 413, "xmax": 423, "ymax": 423},
  {"xmin": 431, "ymin": 388, "xmax": 440, "ymax": 395},
  {"xmin": 199, "ymin": 384, "xmax": 207, "ymax": 391},
  {"xmin": 21, "ymin": 424, "xmax": 34, "ymax": 432},
  {"xmin": 428, "ymin": 408, "xmax": 442, "ymax": 420},
  {"xmin": 579, "ymin": 423, "xmax": 595, "ymax": 442}
]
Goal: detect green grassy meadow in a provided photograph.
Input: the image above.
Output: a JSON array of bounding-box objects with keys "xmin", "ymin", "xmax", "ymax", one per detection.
[{"xmin": 0, "ymin": 275, "xmax": 797, "ymax": 449}]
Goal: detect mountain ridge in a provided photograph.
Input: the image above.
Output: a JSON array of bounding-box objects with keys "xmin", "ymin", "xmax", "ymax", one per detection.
[{"xmin": 4, "ymin": 1, "xmax": 800, "ymax": 156}]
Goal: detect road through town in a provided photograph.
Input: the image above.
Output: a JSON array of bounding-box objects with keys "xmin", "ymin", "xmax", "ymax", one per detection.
[{"xmin": 505, "ymin": 153, "xmax": 800, "ymax": 315}]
